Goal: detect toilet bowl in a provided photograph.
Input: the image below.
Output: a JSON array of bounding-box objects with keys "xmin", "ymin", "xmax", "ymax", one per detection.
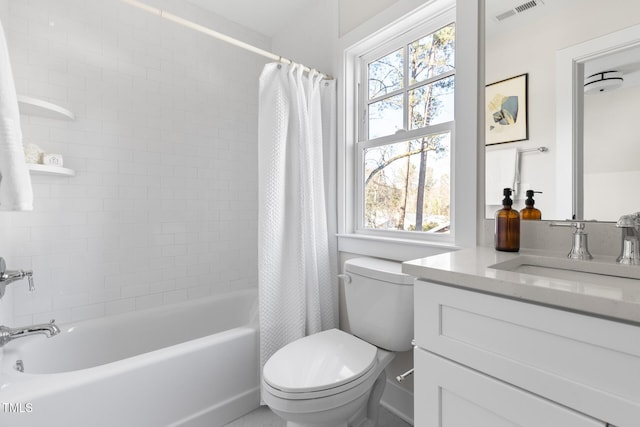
[
  {"xmin": 262, "ymin": 257, "xmax": 414, "ymax": 427},
  {"xmin": 263, "ymin": 329, "xmax": 394, "ymax": 427}
]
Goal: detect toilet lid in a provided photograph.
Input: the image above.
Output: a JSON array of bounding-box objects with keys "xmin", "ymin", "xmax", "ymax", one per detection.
[{"xmin": 263, "ymin": 329, "xmax": 377, "ymax": 394}]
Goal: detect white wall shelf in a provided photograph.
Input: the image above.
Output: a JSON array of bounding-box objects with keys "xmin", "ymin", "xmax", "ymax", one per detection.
[
  {"xmin": 18, "ymin": 95, "xmax": 76, "ymax": 177},
  {"xmin": 17, "ymin": 95, "xmax": 76, "ymax": 121},
  {"xmin": 27, "ymin": 164, "xmax": 76, "ymax": 177}
]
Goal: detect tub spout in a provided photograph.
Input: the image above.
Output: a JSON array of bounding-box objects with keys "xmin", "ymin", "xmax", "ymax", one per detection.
[{"xmin": 0, "ymin": 319, "xmax": 60, "ymax": 347}]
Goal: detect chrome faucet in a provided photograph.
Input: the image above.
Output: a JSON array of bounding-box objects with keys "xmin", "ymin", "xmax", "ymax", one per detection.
[
  {"xmin": 616, "ymin": 212, "xmax": 640, "ymax": 265},
  {"xmin": 0, "ymin": 257, "xmax": 34, "ymax": 299},
  {"xmin": 549, "ymin": 221, "xmax": 593, "ymax": 260},
  {"xmin": 0, "ymin": 320, "xmax": 60, "ymax": 347}
]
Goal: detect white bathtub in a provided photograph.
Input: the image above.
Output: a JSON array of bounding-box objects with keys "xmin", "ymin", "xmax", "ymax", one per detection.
[{"xmin": 0, "ymin": 289, "xmax": 259, "ymax": 427}]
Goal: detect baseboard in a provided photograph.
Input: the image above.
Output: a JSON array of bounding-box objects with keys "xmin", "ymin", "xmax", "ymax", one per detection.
[
  {"xmin": 380, "ymin": 379, "xmax": 414, "ymax": 425},
  {"xmin": 172, "ymin": 386, "xmax": 261, "ymax": 427}
]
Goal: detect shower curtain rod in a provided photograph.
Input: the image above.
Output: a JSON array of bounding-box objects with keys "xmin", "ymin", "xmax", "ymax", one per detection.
[{"xmin": 120, "ymin": 0, "xmax": 333, "ymax": 80}]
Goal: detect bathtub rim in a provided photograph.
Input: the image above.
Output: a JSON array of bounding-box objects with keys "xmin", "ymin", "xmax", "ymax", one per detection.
[
  {"xmin": 1, "ymin": 288, "xmax": 258, "ymax": 384},
  {"xmin": 1, "ymin": 325, "xmax": 257, "ymax": 400}
]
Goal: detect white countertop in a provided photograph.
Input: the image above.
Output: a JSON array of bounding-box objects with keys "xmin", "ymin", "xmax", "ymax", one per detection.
[{"xmin": 403, "ymin": 247, "xmax": 640, "ymax": 325}]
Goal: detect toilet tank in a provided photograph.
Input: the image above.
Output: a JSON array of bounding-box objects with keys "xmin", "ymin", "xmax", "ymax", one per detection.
[{"xmin": 343, "ymin": 257, "xmax": 414, "ymax": 352}]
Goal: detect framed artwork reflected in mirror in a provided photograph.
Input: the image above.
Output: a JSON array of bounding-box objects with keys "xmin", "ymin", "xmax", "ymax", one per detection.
[{"xmin": 485, "ymin": 73, "xmax": 529, "ymax": 145}]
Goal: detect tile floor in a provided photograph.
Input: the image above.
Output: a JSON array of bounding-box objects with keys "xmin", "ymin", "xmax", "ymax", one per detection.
[{"xmin": 224, "ymin": 405, "xmax": 412, "ymax": 427}]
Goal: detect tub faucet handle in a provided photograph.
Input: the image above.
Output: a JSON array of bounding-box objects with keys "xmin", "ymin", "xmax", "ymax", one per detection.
[
  {"xmin": 27, "ymin": 271, "xmax": 34, "ymax": 292},
  {"xmin": 0, "ymin": 257, "xmax": 35, "ymax": 299}
]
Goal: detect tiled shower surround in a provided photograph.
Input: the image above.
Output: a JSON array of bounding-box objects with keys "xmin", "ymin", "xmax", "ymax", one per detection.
[{"xmin": 0, "ymin": 0, "xmax": 265, "ymax": 325}]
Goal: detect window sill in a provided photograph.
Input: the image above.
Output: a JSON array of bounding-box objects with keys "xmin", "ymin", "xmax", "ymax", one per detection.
[{"xmin": 337, "ymin": 233, "xmax": 459, "ymax": 262}]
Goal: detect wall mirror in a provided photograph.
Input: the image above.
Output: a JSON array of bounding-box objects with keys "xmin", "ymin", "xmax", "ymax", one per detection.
[{"xmin": 484, "ymin": 0, "xmax": 640, "ymax": 221}]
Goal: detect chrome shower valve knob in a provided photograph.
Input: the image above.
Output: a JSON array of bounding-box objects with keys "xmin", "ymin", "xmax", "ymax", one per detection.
[{"xmin": 0, "ymin": 257, "xmax": 35, "ymax": 299}]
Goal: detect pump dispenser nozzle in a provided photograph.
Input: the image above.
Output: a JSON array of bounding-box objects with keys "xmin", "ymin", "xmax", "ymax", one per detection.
[
  {"xmin": 524, "ymin": 190, "xmax": 542, "ymax": 205},
  {"xmin": 502, "ymin": 188, "xmax": 514, "ymax": 206}
]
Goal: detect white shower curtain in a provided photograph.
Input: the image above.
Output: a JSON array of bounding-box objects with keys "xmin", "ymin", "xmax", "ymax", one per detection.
[{"xmin": 258, "ymin": 63, "xmax": 337, "ymax": 370}]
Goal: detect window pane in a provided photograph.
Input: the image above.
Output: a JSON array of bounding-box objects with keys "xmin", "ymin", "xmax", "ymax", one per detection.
[
  {"xmin": 368, "ymin": 48, "xmax": 404, "ymax": 99},
  {"xmin": 409, "ymin": 23, "xmax": 455, "ymax": 84},
  {"xmin": 409, "ymin": 76, "xmax": 454, "ymax": 129},
  {"xmin": 364, "ymin": 133, "xmax": 450, "ymax": 232},
  {"xmin": 368, "ymin": 94, "xmax": 403, "ymax": 140}
]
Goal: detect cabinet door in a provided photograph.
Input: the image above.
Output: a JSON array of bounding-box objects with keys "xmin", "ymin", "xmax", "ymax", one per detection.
[
  {"xmin": 414, "ymin": 280, "xmax": 640, "ymax": 426},
  {"xmin": 415, "ymin": 349, "xmax": 606, "ymax": 427}
]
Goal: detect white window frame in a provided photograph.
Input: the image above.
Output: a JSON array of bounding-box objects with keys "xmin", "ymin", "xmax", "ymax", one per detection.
[
  {"xmin": 337, "ymin": 0, "xmax": 478, "ymax": 258},
  {"xmin": 353, "ymin": 9, "xmax": 455, "ymax": 244},
  {"xmin": 355, "ymin": 11, "xmax": 456, "ymax": 243}
]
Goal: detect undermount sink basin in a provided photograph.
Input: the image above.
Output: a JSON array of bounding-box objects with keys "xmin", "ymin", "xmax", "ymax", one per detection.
[{"xmin": 489, "ymin": 255, "xmax": 640, "ymax": 288}]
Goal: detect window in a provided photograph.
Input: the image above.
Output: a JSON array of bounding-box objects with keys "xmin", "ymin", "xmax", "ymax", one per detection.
[{"xmin": 357, "ymin": 22, "xmax": 455, "ymax": 237}]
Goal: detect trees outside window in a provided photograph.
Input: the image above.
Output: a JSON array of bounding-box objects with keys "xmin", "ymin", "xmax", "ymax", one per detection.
[{"xmin": 359, "ymin": 23, "xmax": 455, "ymax": 234}]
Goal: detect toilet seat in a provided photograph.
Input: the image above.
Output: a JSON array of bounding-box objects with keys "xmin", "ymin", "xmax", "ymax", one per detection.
[{"xmin": 263, "ymin": 329, "xmax": 378, "ymax": 399}]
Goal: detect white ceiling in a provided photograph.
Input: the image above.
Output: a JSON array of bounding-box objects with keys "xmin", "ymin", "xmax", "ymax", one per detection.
[
  {"xmin": 185, "ymin": 0, "xmax": 319, "ymax": 37},
  {"xmin": 485, "ymin": 0, "xmax": 557, "ymax": 36}
]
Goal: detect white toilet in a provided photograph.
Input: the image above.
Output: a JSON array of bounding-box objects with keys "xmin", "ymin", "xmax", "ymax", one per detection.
[{"xmin": 262, "ymin": 257, "xmax": 414, "ymax": 427}]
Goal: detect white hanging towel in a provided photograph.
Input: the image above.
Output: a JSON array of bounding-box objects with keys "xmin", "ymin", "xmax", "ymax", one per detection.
[
  {"xmin": 0, "ymin": 18, "xmax": 33, "ymax": 211},
  {"xmin": 485, "ymin": 147, "xmax": 517, "ymax": 205}
]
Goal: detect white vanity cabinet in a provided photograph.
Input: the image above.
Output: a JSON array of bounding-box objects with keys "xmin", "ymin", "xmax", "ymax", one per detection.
[
  {"xmin": 413, "ymin": 280, "xmax": 640, "ymax": 427},
  {"xmin": 415, "ymin": 350, "xmax": 605, "ymax": 426}
]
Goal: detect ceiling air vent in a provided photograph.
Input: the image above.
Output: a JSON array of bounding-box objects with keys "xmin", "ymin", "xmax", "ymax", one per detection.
[
  {"xmin": 495, "ymin": 0, "xmax": 545, "ymax": 22},
  {"xmin": 515, "ymin": 0, "xmax": 539, "ymax": 13}
]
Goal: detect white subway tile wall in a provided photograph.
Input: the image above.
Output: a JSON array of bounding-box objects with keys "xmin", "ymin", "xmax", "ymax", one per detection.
[{"xmin": 0, "ymin": 0, "xmax": 265, "ymax": 325}]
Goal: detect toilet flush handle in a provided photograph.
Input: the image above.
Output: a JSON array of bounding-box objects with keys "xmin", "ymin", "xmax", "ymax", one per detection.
[
  {"xmin": 337, "ymin": 274, "xmax": 351, "ymax": 284},
  {"xmin": 396, "ymin": 369, "xmax": 414, "ymax": 383}
]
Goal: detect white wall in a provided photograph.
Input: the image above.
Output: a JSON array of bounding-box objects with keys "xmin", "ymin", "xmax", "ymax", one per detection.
[
  {"xmin": 339, "ymin": 0, "xmax": 398, "ymax": 37},
  {"xmin": 0, "ymin": 0, "xmax": 267, "ymax": 327},
  {"xmin": 584, "ymin": 84, "xmax": 640, "ymax": 219},
  {"xmin": 271, "ymin": 0, "xmax": 339, "ymax": 76}
]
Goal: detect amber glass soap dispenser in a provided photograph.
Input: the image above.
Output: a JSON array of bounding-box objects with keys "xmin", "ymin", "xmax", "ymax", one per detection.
[
  {"xmin": 495, "ymin": 188, "xmax": 520, "ymax": 252},
  {"xmin": 521, "ymin": 190, "xmax": 542, "ymax": 220}
]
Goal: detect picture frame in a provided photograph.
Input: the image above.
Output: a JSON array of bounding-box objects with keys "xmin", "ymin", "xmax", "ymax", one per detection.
[{"xmin": 485, "ymin": 73, "xmax": 529, "ymax": 145}]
